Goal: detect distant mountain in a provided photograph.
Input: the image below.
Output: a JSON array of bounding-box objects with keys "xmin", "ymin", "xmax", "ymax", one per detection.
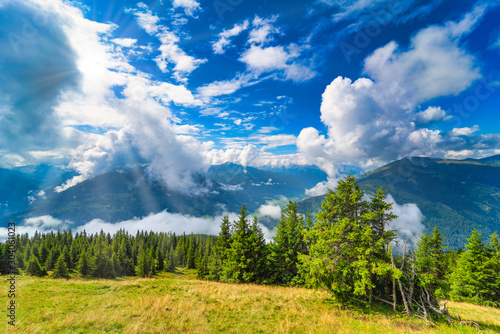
[
  {"xmin": 0, "ymin": 165, "xmax": 76, "ymax": 218},
  {"xmin": 297, "ymin": 155, "xmax": 500, "ymax": 249},
  {"xmin": 3, "ymin": 164, "xmax": 327, "ymax": 226}
]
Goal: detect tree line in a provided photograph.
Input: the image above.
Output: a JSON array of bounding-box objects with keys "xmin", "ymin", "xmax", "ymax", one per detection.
[{"xmin": 1, "ymin": 175, "xmax": 499, "ymax": 321}]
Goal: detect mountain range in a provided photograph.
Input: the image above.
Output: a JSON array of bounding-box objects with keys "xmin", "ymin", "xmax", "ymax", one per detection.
[{"xmin": 1, "ymin": 155, "xmax": 499, "ymax": 248}]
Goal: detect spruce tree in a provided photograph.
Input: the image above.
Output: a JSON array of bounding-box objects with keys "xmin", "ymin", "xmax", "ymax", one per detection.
[
  {"xmin": 26, "ymin": 252, "xmax": 47, "ymax": 277},
  {"xmin": 222, "ymin": 205, "xmax": 252, "ymax": 282},
  {"xmin": 208, "ymin": 215, "xmax": 232, "ymax": 280},
  {"xmin": 270, "ymin": 201, "xmax": 307, "ymax": 285},
  {"xmin": 155, "ymin": 244, "xmax": 164, "ymax": 271},
  {"xmin": 187, "ymin": 237, "xmax": 196, "ymax": 269},
  {"xmin": 449, "ymin": 229, "xmax": 488, "ymax": 303},
  {"xmin": 77, "ymin": 249, "xmax": 91, "ymax": 276},
  {"xmin": 136, "ymin": 247, "xmax": 151, "ymax": 277},
  {"xmin": 247, "ymin": 217, "xmax": 268, "ymax": 283},
  {"xmin": 52, "ymin": 254, "xmax": 70, "ymax": 279},
  {"xmin": 165, "ymin": 249, "xmax": 176, "ymax": 273},
  {"xmin": 298, "ymin": 175, "xmax": 397, "ymax": 302}
]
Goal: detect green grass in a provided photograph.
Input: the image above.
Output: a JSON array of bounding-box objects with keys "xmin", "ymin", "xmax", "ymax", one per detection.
[{"xmin": 2, "ymin": 269, "xmax": 500, "ymax": 333}]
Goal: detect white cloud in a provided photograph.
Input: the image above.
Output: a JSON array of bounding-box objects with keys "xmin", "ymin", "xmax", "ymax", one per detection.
[
  {"xmin": 257, "ymin": 127, "xmax": 278, "ymax": 134},
  {"xmin": 297, "ymin": 7, "xmax": 487, "ymax": 174},
  {"xmin": 197, "ymin": 73, "xmax": 256, "ymax": 100},
  {"xmin": 449, "ymin": 125, "xmax": 480, "ymax": 137},
  {"xmin": 240, "ymin": 45, "xmax": 290, "ymax": 72},
  {"xmin": 387, "ymin": 195, "xmax": 425, "ymax": 250},
  {"xmin": 0, "ymin": 215, "xmax": 71, "ymax": 238},
  {"xmin": 126, "ymin": 4, "xmax": 160, "ymax": 34},
  {"xmin": 305, "ymin": 178, "xmax": 338, "ymax": 197},
  {"xmin": 251, "ymin": 134, "xmax": 297, "ymax": 150},
  {"xmin": 0, "ymin": 212, "xmax": 275, "ymax": 241},
  {"xmin": 155, "ymin": 29, "xmax": 207, "ymax": 82},
  {"xmin": 172, "ymin": 0, "xmax": 201, "ymax": 17},
  {"xmin": 258, "ymin": 204, "xmax": 281, "ymax": 219},
  {"xmin": 416, "ymin": 106, "xmax": 447, "ymax": 124},
  {"xmin": 0, "ymin": 0, "xmax": 209, "ymax": 194},
  {"xmin": 248, "ymin": 15, "xmax": 280, "ymax": 45},
  {"xmin": 363, "ymin": 5, "xmax": 483, "ymax": 105},
  {"xmin": 128, "ymin": 4, "xmax": 206, "ymax": 82},
  {"xmin": 111, "ymin": 38, "xmax": 138, "ymax": 48},
  {"xmin": 239, "ymin": 44, "xmax": 316, "ymax": 82},
  {"xmin": 212, "ymin": 20, "xmax": 249, "ymax": 55}
]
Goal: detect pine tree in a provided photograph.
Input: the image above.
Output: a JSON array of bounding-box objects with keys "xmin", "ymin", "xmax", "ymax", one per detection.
[{"xmin": 51, "ymin": 254, "xmax": 70, "ymax": 279}]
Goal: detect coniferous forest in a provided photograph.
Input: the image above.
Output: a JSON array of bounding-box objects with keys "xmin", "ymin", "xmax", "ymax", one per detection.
[{"xmin": 2, "ymin": 176, "xmax": 500, "ymax": 325}]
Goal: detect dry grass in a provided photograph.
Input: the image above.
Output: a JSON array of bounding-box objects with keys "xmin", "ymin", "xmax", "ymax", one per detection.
[{"xmin": 1, "ymin": 270, "xmax": 499, "ymax": 333}]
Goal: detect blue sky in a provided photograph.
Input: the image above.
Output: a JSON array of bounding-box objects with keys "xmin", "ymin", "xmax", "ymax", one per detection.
[{"xmin": 0, "ymin": 0, "xmax": 499, "ymax": 194}]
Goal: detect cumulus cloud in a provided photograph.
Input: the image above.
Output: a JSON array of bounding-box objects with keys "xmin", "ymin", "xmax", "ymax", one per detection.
[
  {"xmin": 449, "ymin": 125, "xmax": 480, "ymax": 137},
  {"xmin": 297, "ymin": 6, "xmax": 489, "ymax": 174},
  {"xmin": 416, "ymin": 106, "xmax": 447, "ymax": 124},
  {"xmin": 258, "ymin": 204, "xmax": 282, "ymax": 219}
]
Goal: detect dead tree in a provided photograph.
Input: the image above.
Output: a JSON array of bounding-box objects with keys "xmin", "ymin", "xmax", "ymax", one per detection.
[{"xmin": 376, "ymin": 245, "xmax": 480, "ymax": 330}]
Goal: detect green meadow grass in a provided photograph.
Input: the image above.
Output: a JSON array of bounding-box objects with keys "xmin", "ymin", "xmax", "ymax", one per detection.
[{"xmin": 2, "ymin": 269, "xmax": 499, "ymax": 333}]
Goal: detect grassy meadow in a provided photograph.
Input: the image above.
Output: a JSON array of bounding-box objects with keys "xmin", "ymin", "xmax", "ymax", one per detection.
[{"xmin": 2, "ymin": 269, "xmax": 500, "ymax": 333}]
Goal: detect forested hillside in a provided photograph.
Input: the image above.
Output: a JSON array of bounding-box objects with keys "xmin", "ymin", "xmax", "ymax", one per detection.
[{"xmin": 298, "ymin": 155, "xmax": 500, "ymax": 249}]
